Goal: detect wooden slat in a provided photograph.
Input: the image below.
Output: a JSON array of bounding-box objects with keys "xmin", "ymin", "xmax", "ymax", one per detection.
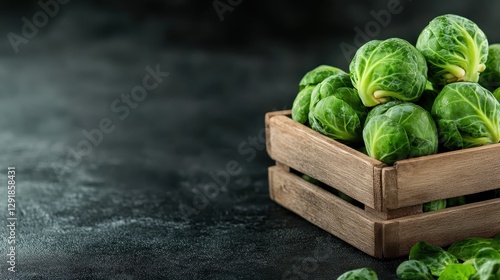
[
  {"xmin": 265, "ymin": 110, "xmax": 292, "ymax": 159},
  {"xmin": 365, "ymin": 205, "xmax": 422, "ymax": 220},
  {"xmin": 391, "ymin": 144, "xmax": 500, "ymax": 208},
  {"xmin": 268, "ymin": 114, "xmax": 384, "ymax": 209},
  {"xmin": 269, "ymin": 166, "xmax": 382, "ymax": 257},
  {"xmin": 382, "ymin": 198, "xmax": 500, "ymax": 258}
]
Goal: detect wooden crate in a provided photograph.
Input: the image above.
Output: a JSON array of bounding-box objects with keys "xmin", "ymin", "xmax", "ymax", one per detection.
[{"xmin": 266, "ymin": 110, "xmax": 500, "ymax": 258}]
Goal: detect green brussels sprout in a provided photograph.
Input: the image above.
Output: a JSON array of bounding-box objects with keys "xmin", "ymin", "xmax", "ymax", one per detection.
[
  {"xmin": 416, "ymin": 14, "xmax": 488, "ymax": 87},
  {"xmin": 299, "ymin": 65, "xmax": 345, "ymax": 90},
  {"xmin": 363, "ymin": 115, "xmax": 410, "ymax": 165},
  {"xmin": 350, "ymin": 38, "xmax": 428, "ymax": 107},
  {"xmin": 423, "ymin": 199, "xmax": 446, "ymax": 212},
  {"xmin": 470, "ymin": 248, "xmax": 500, "ymax": 279},
  {"xmin": 470, "ymin": 260, "xmax": 500, "ymax": 280},
  {"xmin": 309, "ymin": 72, "xmax": 353, "ymax": 112},
  {"xmin": 363, "ymin": 102, "xmax": 438, "ymax": 165},
  {"xmin": 337, "ymin": 267, "xmax": 378, "ymax": 280},
  {"xmin": 292, "ymin": 65, "xmax": 346, "ymax": 124},
  {"xmin": 306, "ymin": 74, "xmax": 366, "ymax": 144},
  {"xmin": 292, "ymin": 86, "xmax": 315, "ymax": 123},
  {"xmin": 480, "ymin": 44, "xmax": 500, "ymax": 90},
  {"xmin": 309, "ymin": 89, "xmax": 366, "ymax": 144},
  {"xmin": 409, "ymin": 242, "xmax": 458, "ymax": 277},
  {"xmin": 439, "ymin": 264, "xmax": 476, "ymax": 280},
  {"xmin": 396, "ymin": 260, "xmax": 434, "ymax": 280},
  {"xmin": 448, "ymin": 237, "xmax": 497, "ymax": 262},
  {"xmin": 432, "ymin": 82, "xmax": 500, "ymax": 150}
]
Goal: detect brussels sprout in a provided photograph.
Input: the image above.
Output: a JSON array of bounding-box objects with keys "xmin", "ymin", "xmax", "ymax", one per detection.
[
  {"xmin": 470, "ymin": 248, "xmax": 500, "ymax": 279},
  {"xmin": 337, "ymin": 267, "xmax": 378, "ymax": 280},
  {"xmin": 292, "ymin": 66, "xmax": 346, "ymax": 124},
  {"xmin": 409, "ymin": 242, "xmax": 458, "ymax": 277},
  {"xmin": 423, "ymin": 199, "xmax": 446, "ymax": 212},
  {"xmin": 292, "ymin": 86, "xmax": 315, "ymax": 123},
  {"xmin": 363, "ymin": 102, "xmax": 438, "ymax": 165},
  {"xmin": 470, "ymin": 260, "xmax": 500, "ymax": 280},
  {"xmin": 299, "ymin": 65, "xmax": 345, "ymax": 90},
  {"xmin": 448, "ymin": 238, "xmax": 495, "ymax": 262},
  {"xmin": 438, "ymin": 264, "xmax": 476, "ymax": 280},
  {"xmin": 309, "ymin": 94, "xmax": 364, "ymax": 144},
  {"xmin": 350, "ymin": 38, "xmax": 428, "ymax": 107},
  {"xmin": 363, "ymin": 115, "xmax": 410, "ymax": 165},
  {"xmin": 396, "ymin": 260, "xmax": 434, "ymax": 280},
  {"xmin": 308, "ymin": 76, "xmax": 366, "ymax": 144},
  {"xmin": 473, "ymin": 247, "xmax": 500, "ymax": 270},
  {"xmin": 416, "ymin": 14, "xmax": 488, "ymax": 87},
  {"xmin": 480, "ymin": 44, "xmax": 500, "ymax": 90},
  {"xmin": 309, "ymin": 72, "xmax": 353, "ymax": 112},
  {"xmin": 432, "ymin": 82, "xmax": 500, "ymax": 150}
]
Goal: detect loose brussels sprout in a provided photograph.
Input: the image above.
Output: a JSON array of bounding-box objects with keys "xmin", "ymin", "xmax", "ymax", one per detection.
[
  {"xmin": 432, "ymin": 82, "xmax": 500, "ymax": 150},
  {"xmin": 363, "ymin": 102, "xmax": 438, "ymax": 165},
  {"xmin": 448, "ymin": 237, "xmax": 497, "ymax": 262},
  {"xmin": 409, "ymin": 242, "xmax": 458, "ymax": 277},
  {"xmin": 292, "ymin": 65, "xmax": 346, "ymax": 124},
  {"xmin": 416, "ymin": 14, "xmax": 488, "ymax": 87},
  {"xmin": 470, "ymin": 259, "xmax": 500, "ymax": 279},
  {"xmin": 438, "ymin": 264, "xmax": 476, "ymax": 280},
  {"xmin": 396, "ymin": 260, "xmax": 434, "ymax": 280},
  {"xmin": 292, "ymin": 86, "xmax": 315, "ymax": 123},
  {"xmin": 470, "ymin": 248, "xmax": 500, "ymax": 279},
  {"xmin": 350, "ymin": 38, "xmax": 428, "ymax": 107},
  {"xmin": 337, "ymin": 267, "xmax": 378, "ymax": 280},
  {"xmin": 299, "ymin": 65, "xmax": 345, "ymax": 90},
  {"xmin": 480, "ymin": 44, "xmax": 500, "ymax": 90}
]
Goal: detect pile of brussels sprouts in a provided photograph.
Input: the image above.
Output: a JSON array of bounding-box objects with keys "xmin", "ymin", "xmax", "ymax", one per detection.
[
  {"xmin": 292, "ymin": 14, "xmax": 500, "ymax": 166},
  {"xmin": 337, "ymin": 234, "xmax": 500, "ymax": 280}
]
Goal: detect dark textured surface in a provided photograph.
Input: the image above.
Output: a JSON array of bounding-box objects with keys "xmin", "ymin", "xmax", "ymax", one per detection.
[{"xmin": 0, "ymin": 1, "xmax": 499, "ymax": 279}]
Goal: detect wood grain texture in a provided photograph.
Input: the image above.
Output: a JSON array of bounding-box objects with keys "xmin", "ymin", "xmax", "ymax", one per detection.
[
  {"xmin": 268, "ymin": 166, "xmax": 382, "ymax": 257},
  {"xmin": 268, "ymin": 114, "xmax": 384, "ymax": 209},
  {"xmin": 265, "ymin": 110, "xmax": 292, "ymax": 159},
  {"xmin": 392, "ymin": 144, "xmax": 500, "ymax": 208},
  {"xmin": 365, "ymin": 205, "xmax": 422, "ymax": 220},
  {"xmin": 383, "ymin": 198, "xmax": 500, "ymax": 258}
]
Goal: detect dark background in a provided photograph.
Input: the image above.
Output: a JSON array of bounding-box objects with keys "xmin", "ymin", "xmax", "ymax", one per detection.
[{"xmin": 0, "ymin": 1, "xmax": 498, "ymax": 279}]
